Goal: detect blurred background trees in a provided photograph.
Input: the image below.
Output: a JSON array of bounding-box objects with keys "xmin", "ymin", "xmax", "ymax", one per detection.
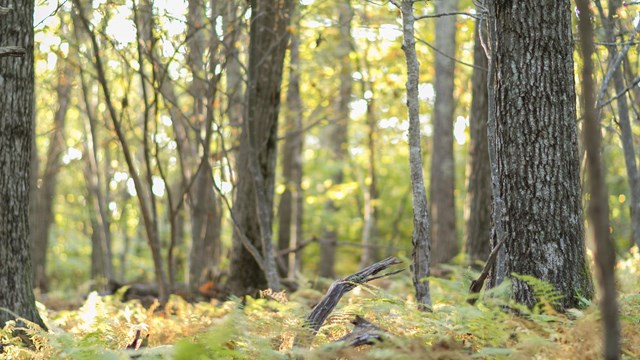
[{"xmin": 27, "ymin": 0, "xmax": 640, "ymax": 299}]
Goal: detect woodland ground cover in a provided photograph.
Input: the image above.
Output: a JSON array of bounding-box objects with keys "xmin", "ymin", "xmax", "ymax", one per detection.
[{"xmin": 2, "ymin": 248, "xmax": 639, "ymax": 359}]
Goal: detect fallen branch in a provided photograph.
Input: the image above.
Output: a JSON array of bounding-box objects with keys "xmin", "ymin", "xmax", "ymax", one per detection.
[
  {"xmin": 295, "ymin": 257, "xmax": 403, "ymax": 347},
  {"xmin": 467, "ymin": 234, "xmax": 507, "ymax": 305}
]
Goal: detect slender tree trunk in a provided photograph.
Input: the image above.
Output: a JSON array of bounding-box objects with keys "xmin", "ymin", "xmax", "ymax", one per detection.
[
  {"xmin": 278, "ymin": 18, "xmax": 304, "ymax": 279},
  {"xmin": 488, "ymin": 0, "xmax": 593, "ymax": 310},
  {"xmin": 464, "ymin": 16, "xmax": 491, "ymax": 264},
  {"xmin": 401, "ymin": 0, "xmax": 432, "ymax": 310},
  {"xmin": 319, "ymin": 0, "xmax": 353, "ymax": 278},
  {"xmin": 228, "ymin": 0, "xmax": 294, "ymax": 294},
  {"xmin": 186, "ymin": 0, "xmax": 223, "ymax": 293},
  {"xmin": 31, "ymin": 28, "xmax": 74, "ymax": 291},
  {"xmin": 360, "ymin": 95, "xmax": 379, "ymax": 268},
  {"xmin": 0, "ymin": 0, "xmax": 47, "ymax": 329},
  {"xmin": 577, "ymin": 1, "xmax": 620, "ymax": 357},
  {"xmin": 430, "ymin": 0, "xmax": 458, "ymax": 265}
]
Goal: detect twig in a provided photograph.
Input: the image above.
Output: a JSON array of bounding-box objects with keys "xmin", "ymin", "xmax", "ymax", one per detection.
[
  {"xmin": 467, "ymin": 233, "xmax": 507, "ymax": 305},
  {"xmin": 415, "ymin": 11, "xmax": 480, "ymax": 20}
]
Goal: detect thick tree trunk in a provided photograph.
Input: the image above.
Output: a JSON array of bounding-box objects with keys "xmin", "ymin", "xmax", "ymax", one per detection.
[
  {"xmin": 31, "ymin": 31, "xmax": 74, "ymax": 291},
  {"xmin": 401, "ymin": 0, "xmax": 432, "ymax": 310},
  {"xmin": 319, "ymin": 0, "xmax": 353, "ymax": 278},
  {"xmin": 228, "ymin": 0, "xmax": 293, "ymax": 294},
  {"xmin": 488, "ymin": 0, "xmax": 593, "ymax": 310},
  {"xmin": 464, "ymin": 17, "xmax": 491, "ymax": 264},
  {"xmin": 430, "ymin": 0, "xmax": 458, "ymax": 265},
  {"xmin": 278, "ymin": 21, "xmax": 304, "ymax": 279},
  {"xmin": 0, "ymin": 0, "xmax": 47, "ymax": 329}
]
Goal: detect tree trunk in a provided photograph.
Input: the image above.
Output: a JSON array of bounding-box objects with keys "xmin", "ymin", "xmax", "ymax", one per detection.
[
  {"xmin": 278, "ymin": 18, "xmax": 304, "ymax": 279},
  {"xmin": 0, "ymin": 0, "xmax": 47, "ymax": 329},
  {"xmin": 577, "ymin": 1, "xmax": 621, "ymax": 358},
  {"xmin": 319, "ymin": 0, "xmax": 353, "ymax": 278},
  {"xmin": 360, "ymin": 95, "xmax": 379, "ymax": 268},
  {"xmin": 186, "ymin": 0, "xmax": 223, "ymax": 293},
  {"xmin": 430, "ymin": 0, "xmax": 458, "ymax": 265},
  {"xmin": 31, "ymin": 24, "xmax": 74, "ymax": 291},
  {"xmin": 464, "ymin": 16, "xmax": 491, "ymax": 264},
  {"xmin": 401, "ymin": 0, "xmax": 432, "ymax": 310},
  {"xmin": 79, "ymin": 72, "xmax": 114, "ymax": 286},
  {"xmin": 488, "ymin": 0, "xmax": 593, "ymax": 310},
  {"xmin": 228, "ymin": 0, "xmax": 294, "ymax": 294}
]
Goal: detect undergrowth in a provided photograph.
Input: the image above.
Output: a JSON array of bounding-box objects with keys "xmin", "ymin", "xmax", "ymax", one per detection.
[{"xmin": 2, "ymin": 248, "xmax": 639, "ymax": 359}]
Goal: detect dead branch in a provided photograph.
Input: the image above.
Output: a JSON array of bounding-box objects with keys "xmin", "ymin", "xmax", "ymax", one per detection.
[{"xmin": 467, "ymin": 233, "xmax": 507, "ymax": 305}]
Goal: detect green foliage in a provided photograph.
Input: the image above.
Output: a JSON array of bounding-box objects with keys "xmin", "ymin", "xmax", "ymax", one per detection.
[{"xmin": 3, "ymin": 253, "xmax": 638, "ymax": 359}]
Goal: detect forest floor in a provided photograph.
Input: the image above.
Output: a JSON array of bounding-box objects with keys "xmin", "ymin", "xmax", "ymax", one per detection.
[{"xmin": 2, "ymin": 249, "xmax": 640, "ymax": 359}]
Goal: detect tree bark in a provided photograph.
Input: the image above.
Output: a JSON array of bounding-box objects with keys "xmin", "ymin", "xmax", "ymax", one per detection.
[
  {"xmin": 319, "ymin": 0, "xmax": 353, "ymax": 278},
  {"xmin": 0, "ymin": 0, "xmax": 47, "ymax": 329},
  {"xmin": 228, "ymin": 0, "xmax": 294, "ymax": 294},
  {"xmin": 584, "ymin": 1, "xmax": 621, "ymax": 358},
  {"xmin": 277, "ymin": 17, "xmax": 304, "ymax": 279},
  {"xmin": 430, "ymin": 0, "xmax": 458, "ymax": 265},
  {"xmin": 464, "ymin": 15, "xmax": 491, "ymax": 264},
  {"xmin": 401, "ymin": 0, "xmax": 432, "ymax": 310},
  {"xmin": 488, "ymin": 0, "xmax": 593, "ymax": 310}
]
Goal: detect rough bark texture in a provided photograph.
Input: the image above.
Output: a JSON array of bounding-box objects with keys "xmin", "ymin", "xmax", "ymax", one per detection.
[
  {"xmin": 464, "ymin": 17, "xmax": 491, "ymax": 264},
  {"xmin": 319, "ymin": 0, "xmax": 353, "ymax": 278},
  {"xmin": 489, "ymin": 0, "xmax": 593, "ymax": 310},
  {"xmin": 0, "ymin": 0, "xmax": 47, "ymax": 329},
  {"xmin": 430, "ymin": 0, "xmax": 458, "ymax": 265},
  {"xmin": 31, "ymin": 31, "xmax": 74, "ymax": 291},
  {"xmin": 401, "ymin": 0, "xmax": 432, "ymax": 310},
  {"xmin": 228, "ymin": 0, "xmax": 293, "ymax": 294},
  {"xmin": 581, "ymin": 1, "xmax": 621, "ymax": 358},
  {"xmin": 277, "ymin": 20, "xmax": 304, "ymax": 279}
]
